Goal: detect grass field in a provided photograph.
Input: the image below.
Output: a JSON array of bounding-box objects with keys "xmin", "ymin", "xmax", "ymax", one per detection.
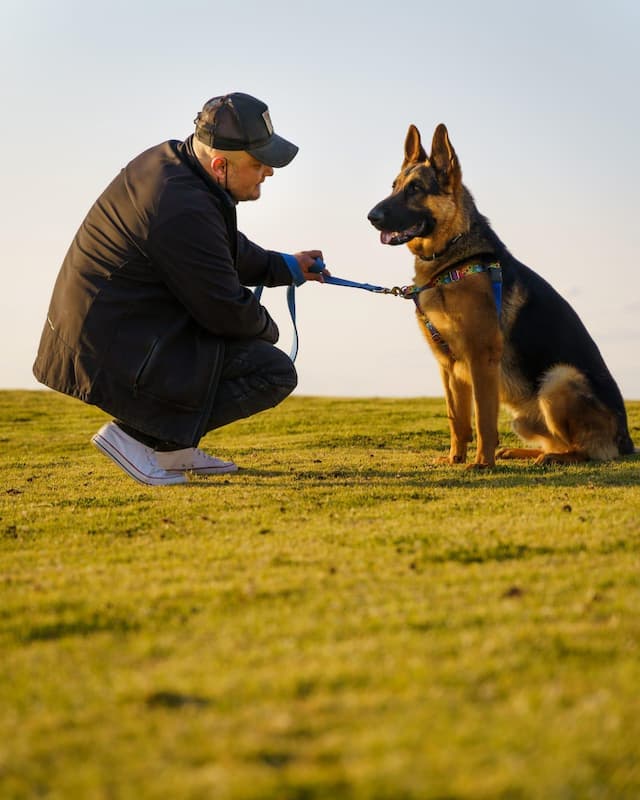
[{"xmin": 1, "ymin": 390, "xmax": 640, "ymax": 799}]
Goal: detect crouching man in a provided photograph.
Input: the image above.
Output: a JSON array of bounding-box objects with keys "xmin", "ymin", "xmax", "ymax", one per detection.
[{"xmin": 34, "ymin": 92, "xmax": 326, "ymax": 485}]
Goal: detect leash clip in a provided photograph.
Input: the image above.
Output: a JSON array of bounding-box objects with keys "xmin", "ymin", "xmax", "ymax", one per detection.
[
  {"xmin": 396, "ymin": 285, "xmax": 418, "ymax": 298},
  {"xmin": 380, "ymin": 285, "xmax": 413, "ymax": 297}
]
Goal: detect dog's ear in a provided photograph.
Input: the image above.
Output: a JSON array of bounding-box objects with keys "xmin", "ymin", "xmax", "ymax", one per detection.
[
  {"xmin": 403, "ymin": 124, "xmax": 428, "ymax": 167},
  {"xmin": 430, "ymin": 124, "xmax": 461, "ymax": 191}
]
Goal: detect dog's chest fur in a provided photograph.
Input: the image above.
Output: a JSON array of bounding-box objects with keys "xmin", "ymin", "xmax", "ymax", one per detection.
[{"xmin": 413, "ymin": 260, "xmax": 502, "ymax": 362}]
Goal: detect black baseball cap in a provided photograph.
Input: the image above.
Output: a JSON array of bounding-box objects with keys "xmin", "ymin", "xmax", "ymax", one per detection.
[{"xmin": 194, "ymin": 92, "xmax": 299, "ymax": 168}]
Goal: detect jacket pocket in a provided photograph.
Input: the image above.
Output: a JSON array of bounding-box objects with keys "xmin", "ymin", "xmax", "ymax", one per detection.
[
  {"xmin": 131, "ymin": 316, "xmax": 186, "ymax": 397},
  {"xmin": 128, "ymin": 315, "xmax": 217, "ymax": 411},
  {"xmin": 132, "ymin": 337, "xmax": 160, "ymax": 397}
]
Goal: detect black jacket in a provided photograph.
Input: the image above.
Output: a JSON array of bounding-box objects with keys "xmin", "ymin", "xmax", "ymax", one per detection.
[{"xmin": 33, "ymin": 136, "xmax": 294, "ymax": 445}]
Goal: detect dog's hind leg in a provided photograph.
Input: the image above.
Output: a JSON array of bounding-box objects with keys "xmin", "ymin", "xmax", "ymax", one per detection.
[
  {"xmin": 439, "ymin": 365, "xmax": 473, "ymax": 464},
  {"xmin": 496, "ymin": 403, "xmax": 563, "ymax": 461},
  {"xmin": 534, "ymin": 365, "xmax": 618, "ymax": 464},
  {"xmin": 499, "ymin": 365, "xmax": 619, "ymax": 464},
  {"xmin": 497, "ymin": 416, "xmax": 551, "ymax": 460}
]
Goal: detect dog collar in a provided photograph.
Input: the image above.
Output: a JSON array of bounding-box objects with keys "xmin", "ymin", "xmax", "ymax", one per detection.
[{"xmin": 417, "ymin": 234, "xmax": 464, "ymax": 262}]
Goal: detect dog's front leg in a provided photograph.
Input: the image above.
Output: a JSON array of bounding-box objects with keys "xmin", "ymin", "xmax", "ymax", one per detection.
[
  {"xmin": 439, "ymin": 364, "xmax": 473, "ymax": 464},
  {"xmin": 469, "ymin": 357, "xmax": 501, "ymax": 468}
]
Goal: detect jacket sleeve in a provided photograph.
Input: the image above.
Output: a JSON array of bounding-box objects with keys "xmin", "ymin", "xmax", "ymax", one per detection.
[
  {"xmin": 236, "ymin": 232, "xmax": 295, "ymax": 288},
  {"xmin": 147, "ymin": 210, "xmax": 279, "ymax": 343}
]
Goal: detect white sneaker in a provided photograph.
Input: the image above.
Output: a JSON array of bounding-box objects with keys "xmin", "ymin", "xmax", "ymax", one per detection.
[
  {"xmin": 155, "ymin": 447, "xmax": 238, "ymax": 475},
  {"xmin": 91, "ymin": 422, "xmax": 188, "ymax": 486}
]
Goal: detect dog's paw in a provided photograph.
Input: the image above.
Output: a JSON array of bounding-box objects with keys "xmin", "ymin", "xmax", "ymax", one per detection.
[
  {"xmin": 436, "ymin": 454, "xmax": 467, "ymax": 465},
  {"xmin": 534, "ymin": 451, "xmax": 585, "ymax": 466},
  {"xmin": 436, "ymin": 456, "xmax": 466, "ymax": 466}
]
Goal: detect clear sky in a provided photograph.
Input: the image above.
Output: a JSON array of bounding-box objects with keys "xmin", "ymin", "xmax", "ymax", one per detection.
[{"xmin": 2, "ymin": 0, "xmax": 639, "ymax": 398}]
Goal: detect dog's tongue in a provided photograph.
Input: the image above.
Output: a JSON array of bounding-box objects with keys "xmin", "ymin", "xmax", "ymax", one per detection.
[{"xmin": 380, "ymin": 231, "xmax": 395, "ymax": 245}]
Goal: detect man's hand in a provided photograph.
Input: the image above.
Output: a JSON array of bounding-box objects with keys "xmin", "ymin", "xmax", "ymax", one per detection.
[{"xmin": 293, "ymin": 250, "xmax": 331, "ymax": 283}]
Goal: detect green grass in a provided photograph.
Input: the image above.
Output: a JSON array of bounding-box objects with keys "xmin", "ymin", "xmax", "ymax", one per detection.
[{"xmin": 2, "ymin": 390, "xmax": 640, "ymax": 800}]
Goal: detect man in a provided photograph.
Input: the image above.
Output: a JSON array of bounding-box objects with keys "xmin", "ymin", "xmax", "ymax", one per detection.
[{"xmin": 33, "ymin": 92, "xmax": 326, "ymax": 486}]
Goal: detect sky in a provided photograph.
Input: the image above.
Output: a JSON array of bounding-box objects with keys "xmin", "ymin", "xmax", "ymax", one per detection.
[{"xmin": 2, "ymin": 0, "xmax": 639, "ymax": 399}]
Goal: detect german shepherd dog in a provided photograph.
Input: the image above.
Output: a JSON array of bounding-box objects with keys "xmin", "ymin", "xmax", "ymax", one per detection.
[{"xmin": 368, "ymin": 123, "xmax": 635, "ymax": 467}]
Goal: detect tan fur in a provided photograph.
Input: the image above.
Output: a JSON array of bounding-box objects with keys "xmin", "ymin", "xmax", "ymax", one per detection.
[{"xmin": 409, "ymin": 195, "xmax": 466, "ymax": 260}]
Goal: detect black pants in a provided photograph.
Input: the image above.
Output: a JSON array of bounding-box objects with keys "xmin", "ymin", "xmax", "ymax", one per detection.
[{"xmin": 118, "ymin": 339, "xmax": 297, "ymax": 450}]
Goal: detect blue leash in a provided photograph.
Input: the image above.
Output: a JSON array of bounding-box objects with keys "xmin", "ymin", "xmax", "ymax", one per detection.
[
  {"xmin": 255, "ymin": 259, "xmax": 502, "ymax": 362},
  {"xmin": 254, "ymin": 259, "xmax": 399, "ymax": 361},
  {"xmin": 320, "ymin": 275, "xmax": 391, "ymax": 293},
  {"xmin": 253, "ymin": 282, "xmax": 300, "ymax": 361}
]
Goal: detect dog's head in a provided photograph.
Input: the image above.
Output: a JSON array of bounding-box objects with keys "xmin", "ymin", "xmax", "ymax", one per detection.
[{"xmin": 368, "ymin": 123, "xmax": 464, "ymax": 255}]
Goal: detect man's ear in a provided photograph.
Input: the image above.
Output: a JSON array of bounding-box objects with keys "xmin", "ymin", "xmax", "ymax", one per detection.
[
  {"xmin": 402, "ymin": 124, "xmax": 428, "ymax": 169},
  {"xmin": 429, "ymin": 123, "xmax": 461, "ymax": 191},
  {"xmin": 211, "ymin": 156, "xmax": 227, "ymax": 182}
]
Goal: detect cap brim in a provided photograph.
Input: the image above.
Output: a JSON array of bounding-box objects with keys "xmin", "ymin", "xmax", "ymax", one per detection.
[{"xmin": 247, "ymin": 133, "xmax": 299, "ymax": 168}]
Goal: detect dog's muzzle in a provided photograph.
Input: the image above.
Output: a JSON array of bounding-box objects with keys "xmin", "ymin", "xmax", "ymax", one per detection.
[{"xmin": 367, "ymin": 205, "xmax": 426, "ymax": 246}]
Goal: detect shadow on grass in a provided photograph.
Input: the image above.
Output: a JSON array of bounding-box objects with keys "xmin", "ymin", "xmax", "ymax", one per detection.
[
  {"xmin": 20, "ymin": 615, "xmax": 139, "ymax": 642},
  {"xmin": 187, "ymin": 456, "xmax": 640, "ymax": 491},
  {"xmin": 145, "ymin": 691, "xmax": 212, "ymax": 710}
]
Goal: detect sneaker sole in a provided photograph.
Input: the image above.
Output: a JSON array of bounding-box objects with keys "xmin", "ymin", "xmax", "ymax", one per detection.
[
  {"xmin": 167, "ymin": 464, "xmax": 239, "ymax": 476},
  {"xmin": 91, "ymin": 432, "xmax": 188, "ymax": 486}
]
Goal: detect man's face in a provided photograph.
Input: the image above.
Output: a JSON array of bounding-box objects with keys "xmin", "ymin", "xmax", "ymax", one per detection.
[{"xmin": 226, "ymin": 153, "xmax": 274, "ymax": 202}]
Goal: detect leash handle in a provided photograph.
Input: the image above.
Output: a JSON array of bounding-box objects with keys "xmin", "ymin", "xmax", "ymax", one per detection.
[
  {"xmin": 309, "ymin": 258, "xmax": 327, "ymax": 274},
  {"xmin": 253, "ymin": 284, "xmax": 299, "ymax": 362}
]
